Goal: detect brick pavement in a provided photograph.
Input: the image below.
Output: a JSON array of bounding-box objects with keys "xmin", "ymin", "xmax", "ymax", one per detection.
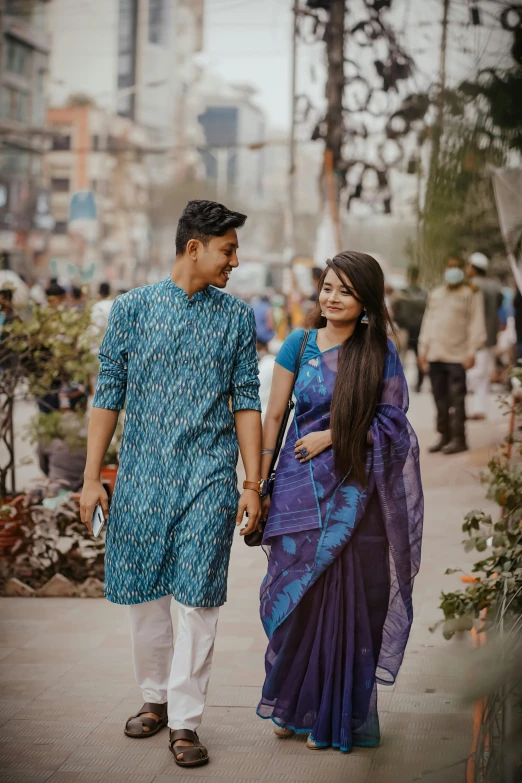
[{"xmin": 0, "ymin": 387, "xmax": 504, "ymax": 783}]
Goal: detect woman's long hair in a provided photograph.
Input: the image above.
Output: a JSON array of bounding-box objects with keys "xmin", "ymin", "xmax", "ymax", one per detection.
[{"xmin": 307, "ymin": 251, "xmax": 391, "ymax": 486}]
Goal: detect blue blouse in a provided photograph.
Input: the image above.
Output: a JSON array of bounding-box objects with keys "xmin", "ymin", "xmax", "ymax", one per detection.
[{"xmin": 276, "ymin": 329, "xmax": 340, "ymax": 373}]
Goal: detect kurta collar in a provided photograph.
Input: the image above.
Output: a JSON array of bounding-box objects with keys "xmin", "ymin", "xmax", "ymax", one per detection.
[{"xmin": 164, "ymin": 276, "xmax": 211, "ymax": 303}]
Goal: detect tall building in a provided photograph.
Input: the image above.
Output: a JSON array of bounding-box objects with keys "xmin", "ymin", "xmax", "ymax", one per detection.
[
  {"xmin": 45, "ymin": 0, "xmax": 206, "ymax": 280},
  {"xmin": 0, "ymin": 0, "xmax": 53, "ymax": 277},
  {"xmin": 47, "ymin": 0, "xmax": 179, "ymax": 149},
  {"xmin": 197, "ymin": 77, "xmax": 266, "ymax": 203},
  {"xmin": 45, "ymin": 103, "xmax": 151, "ymax": 288}
]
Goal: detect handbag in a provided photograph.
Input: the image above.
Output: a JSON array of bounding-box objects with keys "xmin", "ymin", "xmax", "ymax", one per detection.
[{"xmin": 244, "ymin": 329, "xmax": 310, "ymax": 547}]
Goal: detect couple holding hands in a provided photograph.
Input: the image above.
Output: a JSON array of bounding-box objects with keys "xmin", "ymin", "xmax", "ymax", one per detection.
[{"xmin": 80, "ymin": 200, "xmax": 423, "ymax": 768}]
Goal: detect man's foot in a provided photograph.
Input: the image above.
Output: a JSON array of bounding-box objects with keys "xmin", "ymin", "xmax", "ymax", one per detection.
[
  {"xmin": 169, "ymin": 729, "xmax": 209, "ymax": 767},
  {"xmin": 428, "ymin": 437, "xmax": 450, "ymax": 453},
  {"xmin": 124, "ymin": 702, "xmax": 168, "ymax": 738},
  {"xmin": 442, "ymin": 439, "xmax": 468, "ymax": 455}
]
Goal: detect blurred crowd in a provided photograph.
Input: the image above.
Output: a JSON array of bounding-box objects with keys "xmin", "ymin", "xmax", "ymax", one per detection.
[
  {"xmin": 252, "ymin": 252, "xmax": 514, "ymax": 455},
  {"xmin": 0, "ymin": 251, "xmax": 515, "ymax": 493}
]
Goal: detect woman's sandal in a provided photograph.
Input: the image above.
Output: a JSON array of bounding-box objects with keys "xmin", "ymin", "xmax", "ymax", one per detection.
[
  {"xmin": 307, "ymin": 736, "xmax": 328, "ymax": 750},
  {"xmin": 169, "ymin": 729, "xmax": 209, "ymax": 768},
  {"xmin": 124, "ymin": 702, "xmax": 168, "ymax": 738},
  {"xmin": 274, "ymin": 726, "xmax": 295, "ymax": 738}
]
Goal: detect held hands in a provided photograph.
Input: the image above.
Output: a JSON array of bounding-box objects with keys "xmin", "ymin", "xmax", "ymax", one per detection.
[
  {"xmin": 463, "ymin": 355, "xmax": 475, "ymax": 371},
  {"xmin": 80, "ymin": 479, "xmax": 109, "ymax": 534},
  {"xmin": 294, "ymin": 430, "xmax": 332, "ymax": 464},
  {"xmin": 236, "ymin": 489, "xmax": 262, "ymax": 537}
]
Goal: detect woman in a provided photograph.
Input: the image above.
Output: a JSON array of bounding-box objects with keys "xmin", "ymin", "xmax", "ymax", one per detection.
[{"xmin": 258, "ymin": 252, "xmax": 423, "ymax": 752}]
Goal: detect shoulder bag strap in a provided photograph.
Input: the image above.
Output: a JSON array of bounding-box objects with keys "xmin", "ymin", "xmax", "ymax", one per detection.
[{"xmin": 268, "ymin": 329, "xmax": 310, "ymax": 476}]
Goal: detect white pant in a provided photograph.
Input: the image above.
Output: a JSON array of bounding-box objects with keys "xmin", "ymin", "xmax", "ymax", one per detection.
[
  {"xmin": 129, "ymin": 595, "xmax": 219, "ymax": 731},
  {"xmin": 467, "ymin": 347, "xmax": 494, "ymax": 416}
]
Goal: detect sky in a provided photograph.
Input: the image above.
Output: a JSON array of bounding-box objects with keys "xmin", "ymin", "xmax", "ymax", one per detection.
[{"xmin": 203, "ymin": 0, "xmax": 513, "ymax": 133}]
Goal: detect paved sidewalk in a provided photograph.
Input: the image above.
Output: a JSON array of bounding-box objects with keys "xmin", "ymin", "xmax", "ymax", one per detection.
[{"xmin": 0, "ymin": 388, "xmax": 504, "ymax": 783}]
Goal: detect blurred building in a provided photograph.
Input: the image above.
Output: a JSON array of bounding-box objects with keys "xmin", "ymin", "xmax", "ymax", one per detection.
[
  {"xmin": 0, "ymin": 0, "xmax": 54, "ymax": 278},
  {"xmin": 45, "ymin": 104, "xmax": 151, "ymax": 288},
  {"xmin": 47, "ymin": 0, "xmax": 180, "ymax": 152},
  {"xmin": 44, "ymin": 0, "xmax": 206, "ymax": 281},
  {"xmin": 197, "ymin": 76, "xmax": 266, "ymax": 203}
]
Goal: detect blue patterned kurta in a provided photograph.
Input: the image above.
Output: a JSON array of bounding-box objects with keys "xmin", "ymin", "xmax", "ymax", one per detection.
[{"xmin": 92, "ymin": 277, "xmax": 261, "ymax": 607}]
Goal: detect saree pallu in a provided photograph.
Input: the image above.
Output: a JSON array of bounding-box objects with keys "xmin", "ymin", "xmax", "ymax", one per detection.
[{"xmin": 257, "ymin": 341, "xmax": 423, "ymax": 751}]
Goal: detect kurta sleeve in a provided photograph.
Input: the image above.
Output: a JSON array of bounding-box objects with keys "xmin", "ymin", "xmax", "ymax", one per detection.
[
  {"xmin": 467, "ymin": 289, "xmax": 487, "ymax": 356},
  {"xmin": 92, "ymin": 296, "xmax": 130, "ymax": 411},
  {"xmin": 231, "ymin": 306, "xmax": 261, "ymax": 413},
  {"xmin": 417, "ymin": 293, "xmax": 433, "ymax": 357}
]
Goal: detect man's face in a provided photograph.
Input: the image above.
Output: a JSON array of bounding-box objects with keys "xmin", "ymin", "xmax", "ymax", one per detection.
[
  {"xmin": 196, "ymin": 228, "xmax": 239, "ymax": 289},
  {"xmin": 446, "ymin": 257, "xmax": 463, "ymax": 270}
]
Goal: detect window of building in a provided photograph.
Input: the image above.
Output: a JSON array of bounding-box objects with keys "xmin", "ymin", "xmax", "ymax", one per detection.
[
  {"xmin": 51, "ymin": 134, "xmax": 71, "ymax": 151},
  {"xmin": 149, "ymin": 0, "xmax": 167, "ymax": 45},
  {"xmin": 51, "ymin": 178, "xmax": 70, "ymax": 193},
  {"xmin": 5, "ymin": 37, "xmax": 32, "ymax": 77},
  {"xmin": 0, "ymin": 85, "xmax": 29, "ymax": 123},
  {"xmin": 53, "ymin": 221, "xmax": 68, "ymax": 235}
]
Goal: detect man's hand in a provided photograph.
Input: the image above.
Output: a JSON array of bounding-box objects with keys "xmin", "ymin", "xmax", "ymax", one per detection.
[
  {"xmin": 463, "ymin": 355, "xmax": 475, "ymax": 371},
  {"xmin": 294, "ymin": 430, "xmax": 332, "ymax": 463},
  {"xmin": 236, "ymin": 489, "xmax": 262, "ymax": 537},
  {"xmin": 418, "ymin": 354, "xmax": 429, "ymax": 374},
  {"xmin": 80, "ymin": 479, "xmax": 109, "ymax": 534}
]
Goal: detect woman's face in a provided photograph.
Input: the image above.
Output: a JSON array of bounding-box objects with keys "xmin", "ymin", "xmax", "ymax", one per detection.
[{"xmin": 318, "ymin": 268, "xmax": 364, "ymax": 325}]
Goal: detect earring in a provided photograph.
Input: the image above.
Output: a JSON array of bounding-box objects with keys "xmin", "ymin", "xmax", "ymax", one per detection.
[{"xmin": 361, "ymin": 311, "xmax": 369, "ymax": 324}]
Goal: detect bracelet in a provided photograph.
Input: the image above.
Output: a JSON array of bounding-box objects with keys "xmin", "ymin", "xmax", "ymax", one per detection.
[{"xmin": 262, "ymin": 448, "xmax": 275, "ymax": 455}]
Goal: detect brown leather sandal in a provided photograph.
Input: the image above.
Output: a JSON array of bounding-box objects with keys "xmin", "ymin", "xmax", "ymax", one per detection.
[
  {"xmin": 169, "ymin": 728, "xmax": 209, "ymax": 767},
  {"xmin": 124, "ymin": 702, "xmax": 168, "ymax": 738}
]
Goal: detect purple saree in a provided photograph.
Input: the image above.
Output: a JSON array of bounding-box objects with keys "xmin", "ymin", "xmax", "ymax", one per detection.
[{"xmin": 257, "ymin": 340, "xmax": 423, "ymax": 751}]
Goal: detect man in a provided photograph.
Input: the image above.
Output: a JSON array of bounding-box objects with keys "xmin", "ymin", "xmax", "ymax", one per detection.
[
  {"xmin": 45, "ymin": 278, "xmax": 67, "ymax": 306},
  {"xmin": 257, "ymin": 339, "xmax": 275, "ymax": 419},
  {"xmin": 465, "ymin": 253, "xmax": 503, "ymax": 419},
  {"xmin": 80, "ymin": 200, "xmax": 263, "ymax": 768},
  {"xmin": 90, "ymin": 282, "xmax": 113, "ymax": 334},
  {"xmin": 393, "ymin": 266, "xmax": 428, "ymax": 392},
  {"xmin": 419, "ymin": 255, "xmax": 486, "ymax": 455}
]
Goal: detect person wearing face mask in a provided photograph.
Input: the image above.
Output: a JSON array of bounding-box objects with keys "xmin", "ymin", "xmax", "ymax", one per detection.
[{"xmin": 418, "ymin": 256, "xmax": 487, "ymax": 455}]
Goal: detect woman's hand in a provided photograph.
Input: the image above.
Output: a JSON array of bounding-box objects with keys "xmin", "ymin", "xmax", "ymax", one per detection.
[{"xmin": 294, "ymin": 430, "xmax": 332, "ymax": 463}]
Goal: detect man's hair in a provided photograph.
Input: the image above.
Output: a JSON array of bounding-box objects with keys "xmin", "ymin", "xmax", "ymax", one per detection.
[
  {"xmin": 447, "ymin": 254, "xmax": 465, "ymax": 267},
  {"xmin": 46, "ymin": 281, "xmax": 66, "ymax": 297},
  {"xmin": 71, "ymin": 286, "xmax": 83, "ymax": 300},
  {"xmin": 175, "ymin": 200, "xmax": 247, "ymax": 256},
  {"xmin": 0, "ymin": 289, "xmax": 13, "ymax": 302},
  {"xmin": 99, "ymin": 282, "xmax": 111, "ymax": 298}
]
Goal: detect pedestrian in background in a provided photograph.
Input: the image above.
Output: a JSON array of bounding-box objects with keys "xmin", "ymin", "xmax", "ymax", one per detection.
[
  {"xmin": 257, "ymin": 339, "xmax": 275, "ymax": 419},
  {"xmin": 257, "ymin": 252, "xmax": 423, "ymax": 752},
  {"xmin": 393, "ymin": 266, "xmax": 427, "ymax": 392},
  {"xmin": 465, "ymin": 253, "xmax": 503, "ymax": 419},
  {"xmin": 90, "ymin": 282, "xmax": 114, "ymax": 339},
  {"xmin": 252, "ymin": 294, "xmax": 275, "ymax": 346},
  {"xmin": 80, "ymin": 200, "xmax": 262, "ymax": 769},
  {"xmin": 419, "ymin": 255, "xmax": 486, "ymax": 454},
  {"xmin": 45, "ymin": 279, "xmax": 67, "ymax": 307}
]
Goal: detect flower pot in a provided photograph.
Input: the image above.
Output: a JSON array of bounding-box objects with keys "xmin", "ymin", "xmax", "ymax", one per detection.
[{"xmin": 0, "ymin": 495, "xmax": 27, "ymax": 561}]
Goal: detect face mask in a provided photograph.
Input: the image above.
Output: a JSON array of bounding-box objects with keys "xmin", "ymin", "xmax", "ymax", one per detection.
[{"xmin": 445, "ymin": 268, "xmax": 465, "ymax": 286}]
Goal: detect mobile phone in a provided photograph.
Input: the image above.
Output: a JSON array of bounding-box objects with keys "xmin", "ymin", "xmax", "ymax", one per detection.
[{"xmin": 91, "ymin": 504, "xmax": 107, "ymax": 538}]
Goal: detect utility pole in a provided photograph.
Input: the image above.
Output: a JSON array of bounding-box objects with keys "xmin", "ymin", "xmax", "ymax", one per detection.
[
  {"xmin": 284, "ymin": 0, "xmax": 299, "ymax": 262},
  {"xmin": 323, "ymin": 0, "xmax": 345, "ymax": 253},
  {"xmin": 429, "ymin": 0, "xmax": 450, "ymax": 183}
]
